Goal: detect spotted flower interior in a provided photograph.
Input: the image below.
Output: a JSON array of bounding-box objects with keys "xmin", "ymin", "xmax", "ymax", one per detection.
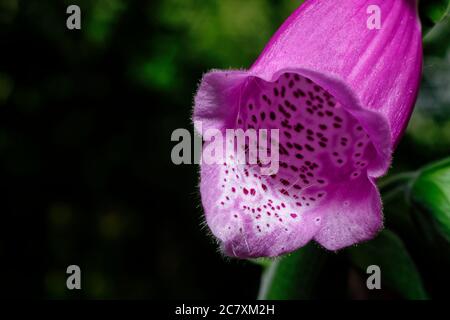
[
  {"xmin": 221, "ymin": 73, "xmax": 375, "ymax": 218},
  {"xmin": 200, "ymin": 72, "xmax": 383, "ymax": 257}
]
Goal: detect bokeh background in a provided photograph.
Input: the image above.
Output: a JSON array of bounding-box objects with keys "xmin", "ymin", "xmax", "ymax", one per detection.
[{"xmin": 0, "ymin": 0, "xmax": 449, "ymax": 299}]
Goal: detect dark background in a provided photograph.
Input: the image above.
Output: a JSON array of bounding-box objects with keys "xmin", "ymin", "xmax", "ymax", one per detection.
[{"xmin": 0, "ymin": 0, "xmax": 449, "ymax": 299}]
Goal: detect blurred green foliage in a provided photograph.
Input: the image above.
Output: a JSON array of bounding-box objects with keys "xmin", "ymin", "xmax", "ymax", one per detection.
[
  {"xmin": 420, "ymin": 0, "xmax": 450, "ymax": 34},
  {"xmin": 411, "ymin": 158, "xmax": 450, "ymax": 241}
]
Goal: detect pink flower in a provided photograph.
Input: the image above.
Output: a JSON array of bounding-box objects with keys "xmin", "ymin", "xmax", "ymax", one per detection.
[{"xmin": 193, "ymin": 0, "xmax": 422, "ymax": 257}]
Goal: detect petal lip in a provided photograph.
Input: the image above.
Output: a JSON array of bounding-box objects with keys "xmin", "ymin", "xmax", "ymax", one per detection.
[
  {"xmin": 193, "ymin": 69, "xmax": 249, "ymax": 134},
  {"xmin": 200, "ymin": 162, "xmax": 323, "ymax": 258},
  {"xmin": 313, "ymin": 177, "xmax": 384, "ymax": 251}
]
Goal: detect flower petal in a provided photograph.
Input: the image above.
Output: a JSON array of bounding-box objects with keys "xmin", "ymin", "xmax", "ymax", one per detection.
[
  {"xmin": 313, "ymin": 176, "xmax": 382, "ymax": 251},
  {"xmin": 198, "ymin": 72, "xmax": 387, "ymax": 257},
  {"xmin": 193, "ymin": 70, "xmax": 248, "ymax": 133},
  {"xmin": 251, "ymin": 0, "xmax": 422, "ymax": 145}
]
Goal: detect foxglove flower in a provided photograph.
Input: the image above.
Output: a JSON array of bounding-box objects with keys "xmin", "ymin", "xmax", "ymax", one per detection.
[{"xmin": 194, "ymin": 0, "xmax": 422, "ymax": 257}]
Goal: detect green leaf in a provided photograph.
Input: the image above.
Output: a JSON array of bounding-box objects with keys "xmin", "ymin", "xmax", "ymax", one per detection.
[
  {"xmin": 248, "ymin": 257, "xmax": 273, "ymax": 269},
  {"xmin": 419, "ymin": 0, "xmax": 450, "ymax": 35},
  {"xmin": 348, "ymin": 230, "xmax": 428, "ymax": 299},
  {"xmin": 410, "ymin": 157, "xmax": 450, "ymax": 242},
  {"xmin": 257, "ymin": 243, "xmax": 327, "ymax": 300}
]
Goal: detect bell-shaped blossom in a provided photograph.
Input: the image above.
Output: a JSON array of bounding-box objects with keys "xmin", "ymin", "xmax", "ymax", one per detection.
[{"xmin": 193, "ymin": 0, "xmax": 422, "ymax": 257}]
